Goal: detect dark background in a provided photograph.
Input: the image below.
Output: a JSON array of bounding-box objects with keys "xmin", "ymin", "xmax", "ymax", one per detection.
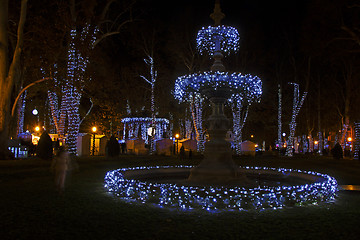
[{"xmin": 13, "ymin": 0, "xmax": 360, "ymax": 145}]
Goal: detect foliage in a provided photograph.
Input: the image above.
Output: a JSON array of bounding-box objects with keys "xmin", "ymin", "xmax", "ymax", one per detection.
[{"xmin": 36, "ymin": 131, "xmax": 53, "ymax": 160}]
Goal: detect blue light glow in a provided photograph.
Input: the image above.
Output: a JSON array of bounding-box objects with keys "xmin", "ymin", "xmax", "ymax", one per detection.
[
  {"xmin": 104, "ymin": 165, "xmax": 338, "ymax": 212},
  {"xmin": 174, "ymin": 71, "xmax": 262, "ymax": 103},
  {"xmin": 121, "ymin": 117, "xmax": 169, "ymax": 124},
  {"xmin": 196, "ymin": 25, "xmax": 240, "ymax": 56}
]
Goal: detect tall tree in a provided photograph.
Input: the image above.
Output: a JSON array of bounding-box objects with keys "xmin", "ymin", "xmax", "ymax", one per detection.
[{"xmin": 0, "ymin": 0, "xmax": 27, "ymax": 159}]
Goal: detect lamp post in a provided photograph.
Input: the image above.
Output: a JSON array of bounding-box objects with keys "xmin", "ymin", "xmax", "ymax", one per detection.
[
  {"xmin": 175, "ymin": 134, "xmax": 179, "ymax": 154},
  {"xmin": 92, "ymin": 126, "xmax": 97, "ymax": 156}
]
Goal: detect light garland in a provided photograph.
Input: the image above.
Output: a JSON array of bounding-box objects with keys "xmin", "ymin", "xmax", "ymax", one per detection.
[
  {"xmin": 121, "ymin": 117, "xmax": 169, "ymax": 124},
  {"xmin": 354, "ymin": 122, "xmax": 360, "ymax": 160},
  {"xmin": 65, "ymin": 25, "xmax": 98, "ymax": 154},
  {"xmin": 277, "ymin": 84, "xmax": 282, "ymax": 148},
  {"xmin": 121, "ymin": 117, "xmax": 169, "ymax": 144},
  {"xmin": 16, "ymin": 90, "xmax": 27, "ymax": 136},
  {"xmin": 174, "ymin": 71, "xmax": 262, "ymax": 103},
  {"xmin": 196, "ymin": 25, "xmax": 240, "ymax": 56},
  {"xmin": 286, "ymin": 83, "xmax": 307, "ymax": 157},
  {"xmin": 230, "ymin": 94, "xmax": 249, "ymax": 155},
  {"xmin": 191, "ymin": 93, "xmax": 205, "ymax": 152},
  {"xmin": 104, "ymin": 165, "xmax": 337, "ymax": 212},
  {"xmin": 140, "ymin": 55, "xmax": 157, "ymax": 154}
]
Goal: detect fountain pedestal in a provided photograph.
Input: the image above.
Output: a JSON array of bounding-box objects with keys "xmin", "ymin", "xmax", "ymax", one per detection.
[{"xmin": 188, "ymin": 88, "xmax": 243, "ymax": 183}]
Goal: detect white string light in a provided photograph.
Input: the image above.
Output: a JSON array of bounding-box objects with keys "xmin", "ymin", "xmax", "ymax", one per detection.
[
  {"xmin": 197, "ymin": 25, "xmax": 240, "ymax": 56},
  {"xmin": 104, "ymin": 165, "xmax": 338, "ymax": 212},
  {"xmin": 174, "ymin": 71, "xmax": 262, "ymax": 103}
]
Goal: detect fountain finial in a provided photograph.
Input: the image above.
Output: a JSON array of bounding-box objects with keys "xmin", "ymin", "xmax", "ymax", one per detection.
[{"xmin": 210, "ymin": 0, "xmax": 225, "ymax": 26}]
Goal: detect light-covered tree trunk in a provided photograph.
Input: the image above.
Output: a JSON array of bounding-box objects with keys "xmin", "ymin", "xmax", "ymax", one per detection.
[
  {"xmin": 277, "ymin": 84, "xmax": 282, "ymax": 148},
  {"xmin": 231, "ymin": 100, "xmax": 249, "ymax": 155},
  {"xmin": 190, "ymin": 93, "xmax": 204, "ymax": 153},
  {"xmin": 286, "ymin": 83, "xmax": 307, "ymax": 157},
  {"xmin": 140, "ymin": 55, "xmax": 157, "ymax": 154}
]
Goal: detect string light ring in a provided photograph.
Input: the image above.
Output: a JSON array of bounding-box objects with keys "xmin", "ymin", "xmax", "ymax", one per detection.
[
  {"xmin": 104, "ymin": 165, "xmax": 338, "ymax": 212},
  {"xmin": 197, "ymin": 25, "xmax": 240, "ymax": 56},
  {"xmin": 174, "ymin": 71, "xmax": 262, "ymax": 103}
]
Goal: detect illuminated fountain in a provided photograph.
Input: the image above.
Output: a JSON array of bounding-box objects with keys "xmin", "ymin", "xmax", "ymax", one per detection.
[{"xmin": 104, "ymin": 1, "xmax": 337, "ymax": 211}]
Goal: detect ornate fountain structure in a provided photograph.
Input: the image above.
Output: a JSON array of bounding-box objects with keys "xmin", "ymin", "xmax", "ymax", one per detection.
[
  {"xmin": 104, "ymin": 1, "xmax": 337, "ymax": 212},
  {"xmin": 174, "ymin": 1, "xmax": 261, "ymax": 183}
]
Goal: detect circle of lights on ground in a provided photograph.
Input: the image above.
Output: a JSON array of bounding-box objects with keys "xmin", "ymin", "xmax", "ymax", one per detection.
[
  {"xmin": 104, "ymin": 166, "xmax": 337, "ymax": 212},
  {"xmin": 174, "ymin": 71, "xmax": 262, "ymax": 103},
  {"xmin": 197, "ymin": 25, "xmax": 240, "ymax": 56}
]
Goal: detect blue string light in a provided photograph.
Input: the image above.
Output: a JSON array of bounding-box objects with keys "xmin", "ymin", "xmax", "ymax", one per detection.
[
  {"xmin": 104, "ymin": 166, "xmax": 338, "ymax": 212},
  {"xmin": 122, "ymin": 117, "xmax": 169, "ymax": 124},
  {"xmin": 174, "ymin": 71, "xmax": 262, "ymax": 103},
  {"xmin": 196, "ymin": 25, "xmax": 240, "ymax": 56}
]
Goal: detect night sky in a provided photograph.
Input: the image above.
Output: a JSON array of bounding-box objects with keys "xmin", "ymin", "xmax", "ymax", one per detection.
[{"xmin": 19, "ymin": 0, "xmax": 359, "ymax": 144}]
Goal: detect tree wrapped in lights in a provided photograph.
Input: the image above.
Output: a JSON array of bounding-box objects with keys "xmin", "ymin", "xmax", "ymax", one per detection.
[
  {"xmin": 230, "ymin": 94, "xmax": 249, "ymax": 155},
  {"xmin": 41, "ymin": 0, "xmax": 134, "ymax": 154},
  {"xmin": 44, "ymin": 25, "xmax": 97, "ymax": 154},
  {"xmin": 190, "ymin": 93, "xmax": 205, "ymax": 152},
  {"xmin": 354, "ymin": 122, "xmax": 360, "ymax": 160},
  {"xmin": 277, "ymin": 84, "xmax": 282, "ymax": 148},
  {"xmin": 16, "ymin": 90, "xmax": 27, "ymax": 136},
  {"xmin": 286, "ymin": 83, "xmax": 307, "ymax": 157},
  {"xmin": 140, "ymin": 55, "xmax": 157, "ymax": 154}
]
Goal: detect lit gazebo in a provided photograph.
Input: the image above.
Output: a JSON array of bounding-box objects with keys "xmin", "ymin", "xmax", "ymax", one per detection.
[{"xmin": 121, "ymin": 117, "xmax": 170, "ymax": 144}]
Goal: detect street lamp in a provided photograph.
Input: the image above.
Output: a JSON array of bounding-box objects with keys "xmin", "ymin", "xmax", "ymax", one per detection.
[
  {"xmin": 35, "ymin": 126, "xmax": 40, "ymax": 132},
  {"xmin": 175, "ymin": 134, "xmax": 180, "ymax": 154},
  {"xmin": 92, "ymin": 126, "xmax": 97, "ymax": 156},
  {"xmin": 347, "ymin": 137, "xmax": 352, "ymax": 142},
  {"xmin": 32, "ymin": 109, "xmax": 38, "ymax": 115}
]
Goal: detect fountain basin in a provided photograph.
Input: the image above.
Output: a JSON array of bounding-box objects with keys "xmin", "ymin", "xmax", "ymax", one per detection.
[{"xmin": 104, "ymin": 165, "xmax": 338, "ymax": 211}]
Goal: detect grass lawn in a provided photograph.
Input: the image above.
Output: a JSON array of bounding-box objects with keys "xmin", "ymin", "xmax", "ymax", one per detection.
[{"xmin": 1, "ymin": 154, "xmax": 360, "ymax": 240}]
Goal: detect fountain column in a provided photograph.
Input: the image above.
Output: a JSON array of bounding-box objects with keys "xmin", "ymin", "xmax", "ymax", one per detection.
[{"xmin": 188, "ymin": 33, "xmax": 239, "ymax": 182}]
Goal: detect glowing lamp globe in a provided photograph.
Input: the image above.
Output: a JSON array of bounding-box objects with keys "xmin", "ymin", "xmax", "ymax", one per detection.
[
  {"xmin": 92, "ymin": 126, "xmax": 97, "ymax": 133},
  {"xmin": 32, "ymin": 109, "xmax": 38, "ymax": 116}
]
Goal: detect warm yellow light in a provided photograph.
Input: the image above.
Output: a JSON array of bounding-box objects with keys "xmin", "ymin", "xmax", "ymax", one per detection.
[
  {"xmin": 255, "ymin": 144, "xmax": 258, "ymax": 148},
  {"xmin": 92, "ymin": 126, "xmax": 97, "ymax": 133},
  {"xmin": 347, "ymin": 137, "xmax": 352, "ymax": 142},
  {"xmin": 250, "ymin": 134, "xmax": 254, "ymax": 138},
  {"xmin": 35, "ymin": 126, "xmax": 40, "ymax": 132},
  {"xmin": 307, "ymin": 136, "xmax": 310, "ymax": 139},
  {"xmin": 314, "ymin": 141, "xmax": 318, "ymax": 145},
  {"xmin": 175, "ymin": 134, "xmax": 180, "ymax": 139}
]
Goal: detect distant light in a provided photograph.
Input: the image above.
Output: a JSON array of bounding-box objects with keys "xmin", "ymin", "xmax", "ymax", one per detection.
[
  {"xmin": 282, "ymin": 133, "xmax": 286, "ymax": 137},
  {"xmin": 314, "ymin": 141, "xmax": 319, "ymax": 145},
  {"xmin": 92, "ymin": 126, "xmax": 97, "ymax": 133},
  {"xmin": 255, "ymin": 144, "xmax": 258, "ymax": 148},
  {"xmin": 32, "ymin": 109, "xmax": 38, "ymax": 115},
  {"xmin": 347, "ymin": 137, "xmax": 352, "ymax": 142},
  {"xmin": 175, "ymin": 134, "xmax": 180, "ymax": 139},
  {"xmin": 250, "ymin": 134, "xmax": 254, "ymax": 138},
  {"xmin": 35, "ymin": 126, "xmax": 40, "ymax": 132}
]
